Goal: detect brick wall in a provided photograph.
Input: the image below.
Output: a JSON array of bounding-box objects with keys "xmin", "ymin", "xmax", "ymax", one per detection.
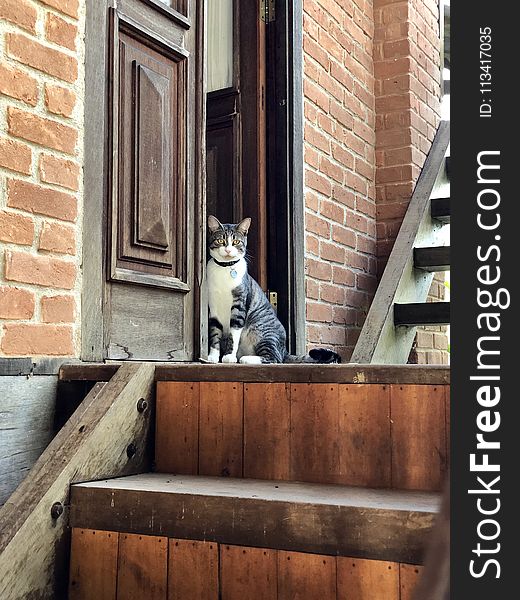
[
  {"xmin": 373, "ymin": 0, "xmax": 441, "ymax": 273},
  {"xmin": 303, "ymin": 0, "xmax": 377, "ymax": 361},
  {"xmin": 0, "ymin": 0, "xmax": 84, "ymax": 357}
]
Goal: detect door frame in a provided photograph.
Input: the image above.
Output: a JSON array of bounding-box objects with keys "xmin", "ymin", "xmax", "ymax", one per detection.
[
  {"xmin": 82, "ymin": 0, "xmax": 206, "ymax": 361},
  {"xmin": 266, "ymin": 0, "xmax": 306, "ymax": 354}
]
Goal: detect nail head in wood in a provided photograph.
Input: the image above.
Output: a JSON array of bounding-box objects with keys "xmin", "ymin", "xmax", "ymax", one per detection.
[
  {"xmin": 126, "ymin": 443, "xmax": 137, "ymax": 459},
  {"xmin": 51, "ymin": 502, "xmax": 64, "ymax": 519},
  {"xmin": 136, "ymin": 398, "xmax": 148, "ymax": 413}
]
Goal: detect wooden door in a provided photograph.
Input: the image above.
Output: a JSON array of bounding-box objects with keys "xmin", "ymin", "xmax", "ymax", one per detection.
[
  {"xmin": 205, "ymin": 0, "xmax": 267, "ymax": 288},
  {"xmin": 104, "ymin": 0, "xmax": 203, "ymax": 361}
]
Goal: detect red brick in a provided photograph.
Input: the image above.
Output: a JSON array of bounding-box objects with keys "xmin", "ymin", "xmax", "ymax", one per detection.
[
  {"xmin": 305, "ymin": 170, "xmax": 332, "ymax": 197},
  {"xmin": 306, "ymin": 278, "xmax": 320, "ymax": 300},
  {"xmin": 0, "ymin": 210, "xmax": 34, "ymax": 246},
  {"xmin": 320, "ymin": 283, "xmax": 345, "ymax": 305},
  {"xmin": 39, "ymin": 154, "xmax": 80, "ymax": 191},
  {"xmin": 306, "ymin": 213, "xmax": 330, "ymax": 238},
  {"xmin": 319, "ymin": 156, "xmax": 344, "ymax": 184},
  {"xmin": 39, "ymin": 221, "xmax": 76, "ymax": 255},
  {"xmin": 306, "ymin": 302, "xmax": 333, "ymax": 323},
  {"xmin": 0, "ymin": 0, "xmax": 37, "ymax": 32},
  {"xmin": 41, "ymin": 295, "xmax": 76, "ymax": 323},
  {"xmin": 44, "ymin": 84, "xmax": 77, "ymax": 118},
  {"xmin": 45, "ymin": 13, "xmax": 77, "ymax": 51},
  {"xmin": 303, "ymin": 79, "xmax": 330, "ymax": 113},
  {"xmin": 0, "ymin": 138, "xmax": 32, "ymax": 175},
  {"xmin": 332, "ymin": 185, "xmax": 355, "ymax": 208},
  {"xmin": 303, "ymin": 36, "xmax": 330, "ymax": 71},
  {"xmin": 39, "ymin": 0, "xmax": 79, "ymax": 19},
  {"xmin": 306, "ymin": 233, "xmax": 320, "ymax": 256},
  {"xmin": 318, "ymin": 29, "xmax": 344, "ymax": 63},
  {"xmin": 0, "ymin": 64, "xmax": 38, "ymax": 106},
  {"xmin": 8, "ymin": 107, "xmax": 77, "ymax": 154},
  {"xmin": 7, "ymin": 179, "xmax": 78, "ymax": 222},
  {"xmin": 1, "ymin": 324, "xmax": 74, "ymax": 356},
  {"xmin": 320, "ymin": 241, "xmax": 346, "ymax": 263},
  {"xmin": 332, "ymin": 265, "xmax": 355, "ymax": 287},
  {"xmin": 0, "ymin": 286, "xmax": 35, "ymax": 320},
  {"xmin": 305, "ymin": 124, "xmax": 331, "ymax": 153},
  {"xmin": 5, "ymin": 250, "xmax": 76, "ymax": 289},
  {"xmin": 330, "ymin": 100, "xmax": 354, "ymax": 130},
  {"xmin": 331, "ymin": 143, "xmax": 354, "ymax": 170},
  {"xmin": 320, "ymin": 200, "xmax": 344, "ymax": 223},
  {"xmin": 306, "ymin": 258, "xmax": 332, "ymax": 281},
  {"xmin": 332, "ymin": 225, "xmax": 356, "ymax": 248},
  {"xmin": 6, "ymin": 33, "xmax": 78, "ymax": 83}
]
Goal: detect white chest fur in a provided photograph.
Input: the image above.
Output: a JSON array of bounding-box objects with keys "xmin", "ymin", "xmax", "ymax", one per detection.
[{"xmin": 207, "ymin": 258, "xmax": 247, "ymax": 332}]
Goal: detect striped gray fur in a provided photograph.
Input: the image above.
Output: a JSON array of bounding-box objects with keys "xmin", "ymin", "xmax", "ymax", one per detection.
[{"xmin": 207, "ymin": 216, "xmax": 341, "ymax": 365}]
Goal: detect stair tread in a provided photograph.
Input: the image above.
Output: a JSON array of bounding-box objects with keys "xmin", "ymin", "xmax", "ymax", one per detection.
[
  {"xmin": 414, "ymin": 246, "xmax": 450, "ymax": 271},
  {"xmin": 72, "ymin": 473, "xmax": 439, "ymax": 511},
  {"xmin": 70, "ymin": 474, "xmax": 439, "ymax": 564},
  {"xmin": 430, "ymin": 197, "xmax": 450, "ymax": 223},
  {"xmin": 394, "ymin": 302, "xmax": 450, "ymax": 326}
]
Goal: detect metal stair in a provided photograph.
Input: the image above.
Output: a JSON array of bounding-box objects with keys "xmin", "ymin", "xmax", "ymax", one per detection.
[{"xmin": 351, "ymin": 121, "xmax": 450, "ymax": 364}]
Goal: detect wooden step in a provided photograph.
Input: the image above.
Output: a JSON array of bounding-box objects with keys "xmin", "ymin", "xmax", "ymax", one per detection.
[
  {"xmin": 445, "ymin": 156, "xmax": 451, "ymax": 178},
  {"xmin": 394, "ymin": 302, "xmax": 450, "ymax": 327},
  {"xmin": 155, "ymin": 381, "xmax": 450, "ymax": 492},
  {"xmin": 70, "ymin": 473, "xmax": 439, "ymax": 565},
  {"xmin": 430, "ymin": 197, "xmax": 450, "ymax": 223},
  {"xmin": 413, "ymin": 246, "xmax": 450, "ymax": 272}
]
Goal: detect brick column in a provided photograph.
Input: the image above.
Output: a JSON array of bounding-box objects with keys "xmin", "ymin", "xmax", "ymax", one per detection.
[
  {"xmin": 0, "ymin": 0, "xmax": 84, "ymax": 357},
  {"xmin": 373, "ymin": 0, "xmax": 441, "ymax": 274},
  {"xmin": 303, "ymin": 0, "xmax": 377, "ymax": 361}
]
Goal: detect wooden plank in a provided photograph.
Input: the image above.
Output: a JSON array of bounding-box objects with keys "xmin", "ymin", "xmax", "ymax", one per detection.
[
  {"xmin": 69, "ymin": 528, "xmax": 119, "ymax": 600},
  {"xmin": 198, "ymin": 382, "xmax": 243, "ymax": 477},
  {"xmin": 430, "ymin": 197, "xmax": 450, "ymax": 223},
  {"xmin": 168, "ymin": 539, "xmax": 218, "ymax": 600},
  {"xmin": 338, "ymin": 384, "xmax": 391, "ymax": 487},
  {"xmin": 117, "ymin": 533, "xmax": 168, "ymax": 599},
  {"xmin": 391, "ymin": 385, "xmax": 447, "ymax": 491},
  {"xmin": 70, "ymin": 474, "xmax": 438, "ymax": 564},
  {"xmin": 290, "ymin": 384, "xmax": 340, "ymax": 483},
  {"xmin": 337, "ymin": 557, "xmax": 399, "ymax": 600},
  {"xmin": 413, "ymin": 246, "xmax": 450, "ymax": 272},
  {"xmin": 220, "ymin": 545, "xmax": 277, "ymax": 600},
  {"xmin": 0, "ymin": 363, "xmax": 155, "ymax": 600},
  {"xmin": 244, "ymin": 383, "xmax": 290, "ymax": 480},
  {"xmin": 400, "ymin": 563, "xmax": 424, "ymax": 600},
  {"xmin": 394, "ymin": 302, "xmax": 450, "ymax": 326},
  {"xmin": 59, "ymin": 363, "xmax": 451, "ymax": 385},
  {"xmin": 155, "ymin": 364, "xmax": 451, "ymax": 384},
  {"xmin": 278, "ymin": 551, "xmax": 336, "ymax": 600},
  {"xmin": 351, "ymin": 121, "xmax": 450, "ymax": 364},
  {"xmin": 155, "ymin": 382, "xmax": 199, "ymax": 474},
  {"xmin": 0, "ymin": 376, "xmax": 57, "ymax": 505}
]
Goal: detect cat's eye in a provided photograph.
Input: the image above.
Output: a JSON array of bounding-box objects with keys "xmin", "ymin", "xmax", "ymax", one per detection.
[
  {"xmin": 232, "ymin": 239, "xmax": 241, "ymax": 246},
  {"xmin": 215, "ymin": 239, "xmax": 225, "ymax": 245}
]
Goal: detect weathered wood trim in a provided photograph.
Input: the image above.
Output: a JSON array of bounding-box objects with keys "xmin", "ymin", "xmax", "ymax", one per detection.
[
  {"xmin": 82, "ymin": 0, "xmax": 111, "ymax": 361},
  {"xmin": 70, "ymin": 474, "xmax": 439, "ymax": 565},
  {"xmin": 0, "ymin": 363, "xmax": 155, "ymax": 600},
  {"xmin": 351, "ymin": 121, "xmax": 450, "ymax": 364},
  {"xmin": 58, "ymin": 362, "xmax": 450, "ymax": 384}
]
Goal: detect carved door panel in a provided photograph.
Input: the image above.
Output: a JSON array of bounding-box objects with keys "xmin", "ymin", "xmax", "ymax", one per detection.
[{"xmin": 105, "ymin": 0, "xmax": 201, "ymax": 360}]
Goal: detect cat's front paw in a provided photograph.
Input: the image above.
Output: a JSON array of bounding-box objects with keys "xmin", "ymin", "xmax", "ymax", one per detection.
[
  {"xmin": 222, "ymin": 354, "xmax": 238, "ymax": 363},
  {"xmin": 207, "ymin": 348, "xmax": 220, "ymax": 363}
]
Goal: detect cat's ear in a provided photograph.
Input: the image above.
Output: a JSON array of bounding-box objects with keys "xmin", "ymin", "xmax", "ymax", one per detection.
[
  {"xmin": 208, "ymin": 215, "xmax": 223, "ymax": 233},
  {"xmin": 236, "ymin": 217, "xmax": 251, "ymax": 235}
]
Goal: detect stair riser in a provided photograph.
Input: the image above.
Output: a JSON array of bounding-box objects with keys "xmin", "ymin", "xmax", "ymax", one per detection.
[
  {"xmin": 156, "ymin": 382, "xmax": 450, "ymax": 492},
  {"xmin": 69, "ymin": 529, "xmax": 424, "ymax": 600}
]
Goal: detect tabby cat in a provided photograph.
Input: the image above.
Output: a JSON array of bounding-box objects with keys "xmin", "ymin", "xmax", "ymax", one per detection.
[{"xmin": 207, "ymin": 215, "xmax": 341, "ymax": 364}]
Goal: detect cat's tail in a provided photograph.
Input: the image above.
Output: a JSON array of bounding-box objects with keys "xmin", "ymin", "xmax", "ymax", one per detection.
[{"xmin": 283, "ymin": 348, "xmax": 341, "ymax": 364}]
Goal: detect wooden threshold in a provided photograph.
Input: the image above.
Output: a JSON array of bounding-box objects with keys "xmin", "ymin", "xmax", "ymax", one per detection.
[
  {"xmin": 60, "ymin": 363, "xmax": 450, "ymax": 385},
  {"xmin": 70, "ymin": 473, "xmax": 439, "ymax": 565}
]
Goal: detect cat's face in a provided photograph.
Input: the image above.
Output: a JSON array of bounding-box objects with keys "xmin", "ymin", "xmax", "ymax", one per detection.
[{"xmin": 207, "ymin": 216, "xmax": 251, "ymax": 262}]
